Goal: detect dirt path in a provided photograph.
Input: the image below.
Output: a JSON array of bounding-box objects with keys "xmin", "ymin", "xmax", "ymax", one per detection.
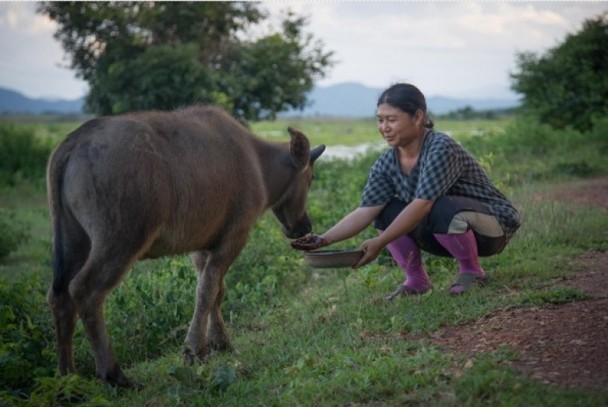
[{"xmin": 430, "ymin": 177, "xmax": 608, "ymax": 391}]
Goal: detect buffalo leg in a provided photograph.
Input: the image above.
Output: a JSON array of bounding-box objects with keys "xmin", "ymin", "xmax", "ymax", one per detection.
[
  {"xmin": 68, "ymin": 250, "xmax": 137, "ymax": 387},
  {"xmin": 47, "ymin": 223, "xmax": 89, "ymax": 376},
  {"xmin": 183, "ymin": 253, "xmax": 220, "ymax": 364},
  {"xmin": 191, "ymin": 252, "xmax": 232, "ymax": 352},
  {"xmin": 47, "ymin": 289, "xmax": 78, "ymax": 374},
  {"xmin": 184, "ymin": 239, "xmax": 244, "ymax": 364},
  {"xmin": 207, "ymin": 278, "xmax": 233, "ymax": 352}
]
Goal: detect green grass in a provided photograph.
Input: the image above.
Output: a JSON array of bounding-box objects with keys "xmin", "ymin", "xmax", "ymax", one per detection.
[{"xmin": 1, "ymin": 116, "xmax": 607, "ymax": 406}]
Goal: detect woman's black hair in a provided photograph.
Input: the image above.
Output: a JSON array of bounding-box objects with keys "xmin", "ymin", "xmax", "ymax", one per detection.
[{"xmin": 377, "ymin": 83, "xmax": 434, "ymax": 129}]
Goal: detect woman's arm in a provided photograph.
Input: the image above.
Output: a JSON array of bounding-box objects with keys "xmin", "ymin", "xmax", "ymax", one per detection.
[
  {"xmin": 291, "ymin": 205, "xmax": 385, "ymax": 250},
  {"xmin": 354, "ymin": 198, "xmax": 433, "ymax": 267},
  {"xmin": 321, "ymin": 205, "xmax": 385, "ymax": 244}
]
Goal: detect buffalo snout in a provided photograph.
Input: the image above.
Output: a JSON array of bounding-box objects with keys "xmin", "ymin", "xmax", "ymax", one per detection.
[{"xmin": 283, "ymin": 214, "xmax": 312, "ymax": 239}]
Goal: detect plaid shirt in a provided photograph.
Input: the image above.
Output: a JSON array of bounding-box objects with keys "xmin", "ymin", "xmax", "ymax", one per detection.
[{"xmin": 361, "ymin": 131, "xmax": 521, "ymax": 238}]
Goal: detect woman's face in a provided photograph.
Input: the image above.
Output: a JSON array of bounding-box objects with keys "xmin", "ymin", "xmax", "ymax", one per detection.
[{"xmin": 376, "ymin": 103, "xmax": 424, "ymax": 148}]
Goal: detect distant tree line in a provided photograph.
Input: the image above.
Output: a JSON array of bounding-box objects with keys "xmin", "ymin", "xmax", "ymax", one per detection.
[{"xmin": 437, "ymin": 106, "xmax": 519, "ymax": 120}]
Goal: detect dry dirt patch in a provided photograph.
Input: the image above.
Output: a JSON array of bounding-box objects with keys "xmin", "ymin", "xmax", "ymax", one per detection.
[{"xmin": 430, "ymin": 177, "xmax": 608, "ymax": 391}]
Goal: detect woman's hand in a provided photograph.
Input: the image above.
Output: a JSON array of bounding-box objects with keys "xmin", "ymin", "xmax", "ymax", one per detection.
[
  {"xmin": 353, "ymin": 237, "xmax": 385, "ymax": 268},
  {"xmin": 291, "ymin": 234, "xmax": 330, "ymax": 251}
]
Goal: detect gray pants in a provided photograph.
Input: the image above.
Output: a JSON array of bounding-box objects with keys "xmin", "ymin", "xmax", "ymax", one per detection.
[{"xmin": 373, "ymin": 196, "xmax": 506, "ymax": 257}]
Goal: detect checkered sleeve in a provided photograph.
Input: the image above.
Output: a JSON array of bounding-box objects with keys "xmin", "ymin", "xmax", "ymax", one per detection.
[
  {"xmin": 360, "ymin": 152, "xmax": 395, "ymax": 207},
  {"xmin": 415, "ymin": 136, "xmax": 464, "ymax": 200}
]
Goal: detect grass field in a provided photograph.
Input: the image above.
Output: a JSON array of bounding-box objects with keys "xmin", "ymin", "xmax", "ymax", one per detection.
[
  {"xmin": 3, "ymin": 114, "xmax": 514, "ymax": 147},
  {"xmin": 252, "ymin": 116, "xmax": 514, "ymax": 146},
  {"xmin": 1, "ymin": 115, "xmax": 607, "ymax": 406}
]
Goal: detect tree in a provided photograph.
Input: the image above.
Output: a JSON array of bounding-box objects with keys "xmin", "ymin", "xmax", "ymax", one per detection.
[
  {"xmin": 37, "ymin": 2, "xmax": 334, "ymax": 120},
  {"xmin": 510, "ymin": 12, "xmax": 608, "ymax": 131}
]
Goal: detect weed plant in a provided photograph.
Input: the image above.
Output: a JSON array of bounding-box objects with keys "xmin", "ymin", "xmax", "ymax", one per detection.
[{"xmin": 0, "ymin": 116, "xmax": 607, "ymax": 405}]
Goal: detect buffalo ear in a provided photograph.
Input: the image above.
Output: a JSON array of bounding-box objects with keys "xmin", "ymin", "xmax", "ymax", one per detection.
[
  {"xmin": 288, "ymin": 127, "xmax": 310, "ymax": 170},
  {"xmin": 310, "ymin": 145, "xmax": 325, "ymax": 164}
]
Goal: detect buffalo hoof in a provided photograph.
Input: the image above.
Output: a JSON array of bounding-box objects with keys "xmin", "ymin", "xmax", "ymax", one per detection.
[
  {"xmin": 208, "ymin": 339, "xmax": 234, "ymax": 353},
  {"xmin": 182, "ymin": 346, "xmax": 208, "ymax": 366},
  {"xmin": 101, "ymin": 365, "xmax": 136, "ymax": 388}
]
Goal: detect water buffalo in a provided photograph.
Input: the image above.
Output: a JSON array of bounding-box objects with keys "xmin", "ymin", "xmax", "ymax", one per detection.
[{"xmin": 46, "ymin": 106, "xmax": 325, "ymax": 387}]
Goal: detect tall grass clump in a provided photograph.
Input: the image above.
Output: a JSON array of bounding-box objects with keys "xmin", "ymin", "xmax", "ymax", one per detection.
[{"xmin": 0, "ymin": 124, "xmax": 52, "ymax": 186}]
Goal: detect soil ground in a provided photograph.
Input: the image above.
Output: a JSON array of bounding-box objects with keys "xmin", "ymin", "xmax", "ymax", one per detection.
[{"xmin": 430, "ymin": 177, "xmax": 608, "ymax": 391}]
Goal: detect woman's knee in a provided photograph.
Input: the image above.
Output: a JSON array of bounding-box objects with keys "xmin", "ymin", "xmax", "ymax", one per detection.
[{"xmin": 373, "ymin": 199, "xmax": 406, "ymax": 230}]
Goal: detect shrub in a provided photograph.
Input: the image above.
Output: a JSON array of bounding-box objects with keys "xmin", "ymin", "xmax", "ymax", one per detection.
[
  {"xmin": 461, "ymin": 116, "xmax": 608, "ymax": 185},
  {"xmin": 589, "ymin": 116, "xmax": 608, "ymax": 149}
]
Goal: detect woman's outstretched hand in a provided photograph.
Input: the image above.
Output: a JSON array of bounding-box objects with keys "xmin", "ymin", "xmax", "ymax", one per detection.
[
  {"xmin": 353, "ymin": 237, "xmax": 384, "ymax": 268},
  {"xmin": 291, "ymin": 234, "xmax": 330, "ymax": 251}
]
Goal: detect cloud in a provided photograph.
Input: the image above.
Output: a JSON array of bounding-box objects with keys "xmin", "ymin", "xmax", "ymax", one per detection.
[
  {"xmin": 0, "ymin": 2, "xmax": 54, "ymax": 35},
  {"xmin": 0, "ymin": 2, "xmax": 85, "ymax": 99},
  {"xmin": 0, "ymin": 1, "xmax": 606, "ymax": 99},
  {"xmin": 263, "ymin": 1, "xmax": 606, "ymax": 95},
  {"xmin": 454, "ymin": 3, "xmax": 568, "ymax": 36}
]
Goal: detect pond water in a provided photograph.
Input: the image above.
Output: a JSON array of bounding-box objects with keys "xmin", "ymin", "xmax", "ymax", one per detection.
[{"xmin": 322, "ymin": 142, "xmax": 386, "ymax": 160}]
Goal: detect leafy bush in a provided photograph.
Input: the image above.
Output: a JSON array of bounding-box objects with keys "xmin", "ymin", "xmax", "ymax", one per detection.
[
  {"xmin": 0, "ymin": 209, "xmax": 30, "ymax": 260},
  {"xmin": 26, "ymin": 374, "xmax": 110, "ymax": 407},
  {"xmin": 461, "ymin": 116, "xmax": 607, "ymax": 185},
  {"xmin": 0, "ymin": 124, "xmax": 52, "ymax": 186},
  {"xmin": 0, "ymin": 272, "xmax": 56, "ymax": 398},
  {"xmin": 588, "ymin": 116, "xmax": 608, "ymax": 149}
]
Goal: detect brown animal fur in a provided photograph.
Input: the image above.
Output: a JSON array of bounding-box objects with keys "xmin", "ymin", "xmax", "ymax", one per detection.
[{"xmin": 46, "ymin": 106, "xmax": 324, "ymax": 387}]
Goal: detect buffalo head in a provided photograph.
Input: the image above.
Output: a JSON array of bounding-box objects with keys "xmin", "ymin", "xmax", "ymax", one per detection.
[{"xmin": 272, "ymin": 127, "xmax": 325, "ymax": 239}]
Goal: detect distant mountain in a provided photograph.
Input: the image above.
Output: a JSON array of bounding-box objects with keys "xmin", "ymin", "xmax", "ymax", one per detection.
[
  {"xmin": 294, "ymin": 82, "xmax": 381, "ymax": 117},
  {"xmin": 290, "ymin": 82, "xmax": 520, "ymax": 117},
  {"xmin": 426, "ymin": 95, "xmax": 521, "ymax": 116},
  {"xmin": 0, "ymin": 82, "xmax": 519, "ymax": 117},
  {"xmin": 0, "ymin": 87, "xmax": 84, "ymax": 114}
]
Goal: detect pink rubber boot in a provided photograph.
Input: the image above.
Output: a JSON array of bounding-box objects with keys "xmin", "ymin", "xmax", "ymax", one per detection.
[
  {"xmin": 433, "ymin": 230, "xmax": 486, "ymax": 294},
  {"xmin": 381, "ymin": 231, "xmax": 432, "ymax": 299}
]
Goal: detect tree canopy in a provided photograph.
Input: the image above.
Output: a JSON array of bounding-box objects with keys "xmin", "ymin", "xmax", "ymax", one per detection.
[
  {"xmin": 510, "ymin": 12, "xmax": 608, "ymax": 131},
  {"xmin": 38, "ymin": 2, "xmax": 334, "ymax": 120}
]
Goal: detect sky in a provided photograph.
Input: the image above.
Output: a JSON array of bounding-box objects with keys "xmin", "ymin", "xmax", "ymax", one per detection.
[{"xmin": 0, "ymin": 1, "xmax": 606, "ymax": 101}]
